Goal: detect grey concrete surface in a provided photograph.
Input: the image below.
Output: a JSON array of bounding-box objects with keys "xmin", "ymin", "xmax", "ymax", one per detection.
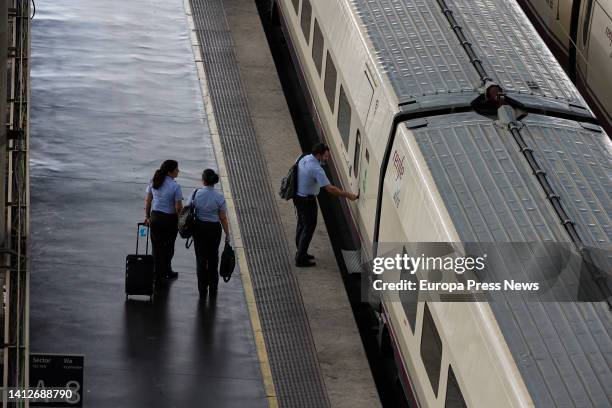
[
  {"xmin": 220, "ymin": 1, "xmax": 382, "ymax": 407},
  {"xmin": 29, "ymin": 0, "xmax": 266, "ymax": 406}
]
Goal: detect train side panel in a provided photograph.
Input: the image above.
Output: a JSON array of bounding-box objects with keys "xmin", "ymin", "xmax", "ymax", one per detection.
[
  {"xmin": 518, "ymin": 0, "xmax": 612, "ymax": 131},
  {"xmin": 518, "ymin": 0, "xmax": 574, "ymax": 58},
  {"xmin": 579, "ymin": 0, "xmax": 612, "ymax": 126}
]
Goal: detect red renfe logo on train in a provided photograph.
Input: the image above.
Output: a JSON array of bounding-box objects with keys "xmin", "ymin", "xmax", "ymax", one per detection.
[{"xmin": 393, "ymin": 151, "xmax": 405, "ymax": 180}]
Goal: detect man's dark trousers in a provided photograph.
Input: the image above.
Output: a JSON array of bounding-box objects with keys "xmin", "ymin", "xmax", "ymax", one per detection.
[{"xmin": 294, "ymin": 195, "xmax": 318, "ymax": 262}]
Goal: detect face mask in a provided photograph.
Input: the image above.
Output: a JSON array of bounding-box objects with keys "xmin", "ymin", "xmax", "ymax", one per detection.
[{"xmin": 319, "ymin": 159, "xmax": 327, "ymax": 166}]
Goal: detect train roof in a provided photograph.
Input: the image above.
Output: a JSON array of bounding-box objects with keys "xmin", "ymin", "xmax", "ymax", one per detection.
[
  {"xmin": 408, "ymin": 111, "xmax": 612, "ymax": 406},
  {"xmin": 354, "ymin": 0, "xmax": 587, "ymax": 110},
  {"xmin": 411, "ymin": 113, "xmax": 611, "ymax": 246}
]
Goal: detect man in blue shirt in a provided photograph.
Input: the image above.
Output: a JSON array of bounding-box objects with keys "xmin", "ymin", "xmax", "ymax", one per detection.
[{"xmin": 294, "ymin": 143, "xmax": 358, "ymax": 267}]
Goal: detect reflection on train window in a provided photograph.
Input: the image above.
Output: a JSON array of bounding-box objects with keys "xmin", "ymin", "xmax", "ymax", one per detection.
[
  {"xmin": 337, "ymin": 86, "xmax": 352, "ymax": 150},
  {"xmin": 445, "ymin": 366, "xmax": 467, "ymax": 408},
  {"xmin": 353, "ymin": 130, "xmax": 361, "ymax": 177},
  {"xmin": 583, "ymin": 0, "xmax": 594, "ymax": 46},
  {"xmin": 399, "ymin": 246, "xmax": 418, "ymax": 333},
  {"xmin": 421, "ymin": 303, "xmax": 442, "ymax": 396},
  {"xmin": 324, "ymin": 52, "xmax": 337, "ymax": 113},
  {"xmin": 312, "ymin": 19, "xmax": 324, "ymax": 76},
  {"xmin": 300, "ymin": 0, "xmax": 312, "ymax": 45},
  {"xmin": 291, "ymin": 0, "xmax": 300, "ymax": 15}
]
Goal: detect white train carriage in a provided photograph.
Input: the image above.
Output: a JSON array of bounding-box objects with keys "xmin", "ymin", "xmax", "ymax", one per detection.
[
  {"xmin": 516, "ymin": 0, "xmax": 612, "ymax": 133},
  {"xmin": 272, "ymin": 0, "xmax": 612, "ymax": 406}
]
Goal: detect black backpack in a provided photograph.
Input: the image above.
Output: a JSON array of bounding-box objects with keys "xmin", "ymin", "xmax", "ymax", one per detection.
[
  {"xmin": 178, "ymin": 189, "xmax": 199, "ymax": 247},
  {"xmin": 279, "ymin": 153, "xmax": 307, "ymax": 200}
]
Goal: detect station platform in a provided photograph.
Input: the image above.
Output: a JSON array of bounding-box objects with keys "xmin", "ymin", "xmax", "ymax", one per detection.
[
  {"xmin": 29, "ymin": 0, "xmax": 380, "ymax": 406},
  {"xmin": 186, "ymin": 0, "xmax": 381, "ymax": 406}
]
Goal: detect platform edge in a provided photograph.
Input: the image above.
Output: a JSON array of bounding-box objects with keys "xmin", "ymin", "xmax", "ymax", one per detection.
[{"xmin": 183, "ymin": 1, "xmax": 278, "ymax": 406}]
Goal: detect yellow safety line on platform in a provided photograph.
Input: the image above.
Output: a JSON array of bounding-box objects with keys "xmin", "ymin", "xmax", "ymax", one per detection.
[{"xmin": 183, "ymin": 1, "xmax": 278, "ymax": 407}]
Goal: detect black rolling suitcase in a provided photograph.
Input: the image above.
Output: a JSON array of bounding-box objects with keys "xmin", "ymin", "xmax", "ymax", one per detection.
[{"xmin": 125, "ymin": 223, "xmax": 154, "ymax": 300}]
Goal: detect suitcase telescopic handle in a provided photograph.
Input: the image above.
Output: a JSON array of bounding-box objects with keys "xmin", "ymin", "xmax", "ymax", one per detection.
[{"xmin": 136, "ymin": 222, "xmax": 150, "ymax": 255}]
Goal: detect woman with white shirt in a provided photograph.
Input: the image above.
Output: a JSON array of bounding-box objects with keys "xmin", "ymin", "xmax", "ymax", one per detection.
[
  {"xmin": 144, "ymin": 160, "xmax": 183, "ymax": 282},
  {"xmin": 190, "ymin": 169, "xmax": 230, "ymax": 297}
]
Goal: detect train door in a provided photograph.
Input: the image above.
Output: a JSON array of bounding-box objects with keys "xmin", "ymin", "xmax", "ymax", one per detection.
[
  {"xmin": 576, "ymin": 0, "xmax": 594, "ymax": 84},
  {"xmin": 551, "ymin": 0, "xmax": 575, "ymax": 52},
  {"xmin": 351, "ymin": 67, "xmax": 375, "ymax": 195},
  {"xmin": 350, "ymin": 129, "xmax": 362, "ymax": 194}
]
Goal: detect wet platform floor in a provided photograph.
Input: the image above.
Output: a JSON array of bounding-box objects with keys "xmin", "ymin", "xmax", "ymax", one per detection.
[{"xmin": 29, "ymin": 0, "xmax": 266, "ymax": 406}]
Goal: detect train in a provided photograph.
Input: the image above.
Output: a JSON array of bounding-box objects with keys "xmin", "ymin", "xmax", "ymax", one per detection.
[
  {"xmin": 271, "ymin": 0, "xmax": 612, "ymax": 406},
  {"xmin": 516, "ymin": 0, "xmax": 612, "ymax": 134}
]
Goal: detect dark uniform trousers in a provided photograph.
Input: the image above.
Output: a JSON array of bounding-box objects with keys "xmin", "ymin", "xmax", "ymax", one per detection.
[
  {"xmin": 150, "ymin": 210, "xmax": 178, "ymax": 280},
  {"xmin": 193, "ymin": 219, "xmax": 222, "ymax": 294},
  {"xmin": 294, "ymin": 195, "xmax": 318, "ymax": 262}
]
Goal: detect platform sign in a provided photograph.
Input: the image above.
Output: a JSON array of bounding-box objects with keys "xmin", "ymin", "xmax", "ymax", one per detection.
[{"xmin": 29, "ymin": 353, "xmax": 84, "ymax": 407}]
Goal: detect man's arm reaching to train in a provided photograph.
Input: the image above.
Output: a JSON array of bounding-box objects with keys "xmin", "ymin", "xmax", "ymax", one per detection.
[{"xmin": 323, "ymin": 184, "xmax": 358, "ymax": 201}]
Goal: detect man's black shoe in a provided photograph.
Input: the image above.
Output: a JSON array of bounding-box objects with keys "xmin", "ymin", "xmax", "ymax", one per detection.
[
  {"xmin": 295, "ymin": 259, "xmax": 316, "ymax": 267},
  {"xmin": 165, "ymin": 271, "xmax": 178, "ymax": 280},
  {"xmin": 296, "ymin": 253, "xmax": 315, "ymax": 260}
]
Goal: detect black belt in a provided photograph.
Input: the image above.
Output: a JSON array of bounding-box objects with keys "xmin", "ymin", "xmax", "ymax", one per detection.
[{"xmin": 296, "ymin": 194, "xmax": 316, "ymax": 200}]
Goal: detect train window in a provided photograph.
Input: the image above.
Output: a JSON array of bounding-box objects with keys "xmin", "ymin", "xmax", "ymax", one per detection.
[
  {"xmin": 445, "ymin": 366, "xmax": 467, "ymax": 408},
  {"xmin": 353, "ymin": 130, "xmax": 361, "ymax": 177},
  {"xmin": 324, "ymin": 52, "xmax": 337, "ymax": 113},
  {"xmin": 312, "ymin": 19, "xmax": 324, "ymax": 76},
  {"xmin": 583, "ymin": 0, "xmax": 594, "ymax": 46},
  {"xmin": 399, "ymin": 246, "xmax": 418, "ymax": 333},
  {"xmin": 337, "ymin": 86, "xmax": 352, "ymax": 150},
  {"xmin": 300, "ymin": 0, "xmax": 312, "ymax": 45},
  {"xmin": 421, "ymin": 303, "xmax": 442, "ymax": 396},
  {"xmin": 291, "ymin": 0, "xmax": 300, "ymax": 15}
]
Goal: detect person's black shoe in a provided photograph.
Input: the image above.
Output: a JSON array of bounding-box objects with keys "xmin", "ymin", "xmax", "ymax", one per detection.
[
  {"xmin": 306, "ymin": 254, "xmax": 315, "ymax": 260},
  {"xmin": 165, "ymin": 271, "xmax": 178, "ymax": 280},
  {"xmin": 295, "ymin": 259, "xmax": 316, "ymax": 267}
]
